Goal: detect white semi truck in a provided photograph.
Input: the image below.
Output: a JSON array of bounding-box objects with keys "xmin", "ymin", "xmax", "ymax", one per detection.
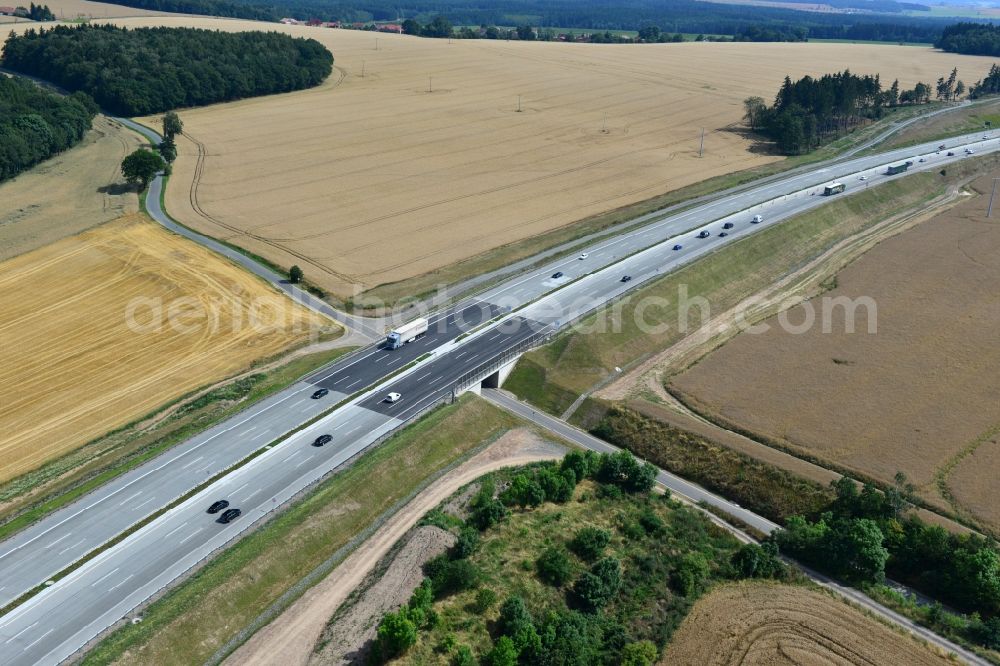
[{"xmin": 386, "ymin": 317, "xmax": 428, "ymax": 349}]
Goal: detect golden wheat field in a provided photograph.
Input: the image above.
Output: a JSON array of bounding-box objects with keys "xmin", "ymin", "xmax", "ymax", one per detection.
[
  {"xmin": 78, "ymin": 20, "xmax": 987, "ymax": 298},
  {"xmin": 0, "ymin": 214, "xmax": 331, "ymax": 482},
  {"xmin": 671, "ymin": 173, "xmax": 1000, "ymax": 529},
  {"xmin": 660, "ymin": 581, "xmax": 952, "ymax": 665}
]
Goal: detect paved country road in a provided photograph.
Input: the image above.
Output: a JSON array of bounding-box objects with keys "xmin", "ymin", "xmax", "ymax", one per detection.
[
  {"xmin": 1, "ymin": 121, "xmax": 997, "ymax": 663},
  {"xmin": 480, "ymin": 389, "xmax": 990, "ymax": 666}
]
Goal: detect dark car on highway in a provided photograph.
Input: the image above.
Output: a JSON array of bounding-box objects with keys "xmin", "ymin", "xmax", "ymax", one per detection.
[
  {"xmin": 620, "ymin": 275, "xmax": 632, "ymax": 283},
  {"xmin": 313, "ymin": 434, "xmax": 333, "ymax": 447},
  {"xmin": 206, "ymin": 500, "xmax": 229, "ymax": 514},
  {"xmin": 217, "ymin": 508, "xmax": 242, "ymax": 524},
  {"xmin": 311, "ymin": 388, "xmax": 329, "ymax": 399},
  {"xmin": 672, "ymin": 244, "xmax": 683, "ymax": 251},
  {"xmin": 697, "ymin": 230, "xmax": 710, "ymax": 238},
  {"xmin": 723, "ymin": 222, "xmax": 734, "ymax": 229},
  {"xmin": 551, "ymin": 271, "xmax": 563, "ymax": 279},
  {"xmin": 718, "ymin": 232, "xmax": 728, "ymax": 237},
  {"xmin": 947, "ymin": 151, "xmax": 955, "ymax": 156}
]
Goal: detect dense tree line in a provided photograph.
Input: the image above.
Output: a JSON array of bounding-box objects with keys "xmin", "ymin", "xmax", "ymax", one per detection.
[
  {"xmin": 748, "ymin": 70, "xmax": 937, "ymax": 154},
  {"xmin": 25, "ymin": 3, "xmax": 55, "ymax": 20},
  {"xmin": 96, "ymin": 0, "xmax": 956, "ymax": 44},
  {"xmin": 1, "ymin": 24, "xmax": 333, "ymax": 116},
  {"xmin": 0, "ymin": 75, "xmax": 97, "ymax": 183},
  {"xmin": 734, "ymin": 24, "xmax": 807, "ymax": 42},
  {"xmin": 937, "ymin": 22, "xmax": 1000, "ymax": 56},
  {"xmin": 971, "ymin": 63, "xmax": 1000, "ymax": 98},
  {"xmin": 775, "ymin": 474, "xmax": 1000, "ymax": 649}
]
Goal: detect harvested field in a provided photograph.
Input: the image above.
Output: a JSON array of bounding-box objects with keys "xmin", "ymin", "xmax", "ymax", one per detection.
[
  {"xmin": 670, "ymin": 172, "xmax": 1000, "ymax": 528},
  {"xmin": 0, "ymin": 114, "xmax": 144, "ymax": 261},
  {"xmin": 42, "ymin": 0, "xmax": 175, "ymax": 18},
  {"xmin": 0, "ymin": 213, "xmax": 330, "ymax": 482},
  {"xmin": 660, "ymin": 581, "xmax": 953, "ymax": 665},
  {"xmin": 66, "ymin": 19, "xmax": 991, "ymax": 299}
]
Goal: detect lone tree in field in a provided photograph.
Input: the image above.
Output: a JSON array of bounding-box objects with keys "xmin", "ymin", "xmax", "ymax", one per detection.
[
  {"xmin": 162, "ymin": 111, "xmax": 183, "ymax": 139},
  {"xmin": 288, "ymin": 265, "xmax": 304, "ymax": 284},
  {"xmin": 743, "ymin": 96, "xmax": 767, "ymax": 130},
  {"xmin": 158, "ymin": 135, "xmax": 177, "ymax": 163},
  {"xmin": 121, "ymin": 148, "xmax": 165, "ymax": 189}
]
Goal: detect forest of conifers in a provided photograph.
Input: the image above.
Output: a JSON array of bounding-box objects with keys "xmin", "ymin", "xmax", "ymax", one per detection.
[
  {"xmin": 937, "ymin": 22, "xmax": 1000, "ymax": 56},
  {"xmin": 0, "ymin": 75, "xmax": 97, "ymax": 184},
  {"xmin": 1, "ymin": 25, "xmax": 333, "ymax": 116},
  {"xmin": 748, "ymin": 71, "xmax": 934, "ymax": 154}
]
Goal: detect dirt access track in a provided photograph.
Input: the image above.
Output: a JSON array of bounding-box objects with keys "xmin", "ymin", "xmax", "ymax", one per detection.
[
  {"xmin": 0, "ymin": 213, "xmax": 330, "ymax": 483},
  {"xmin": 671, "ymin": 172, "xmax": 1000, "ymax": 532},
  {"xmin": 660, "ymin": 580, "xmax": 955, "ymax": 665},
  {"xmin": 224, "ymin": 428, "xmax": 564, "ymax": 666},
  {"xmin": 21, "ymin": 16, "xmax": 978, "ymax": 299}
]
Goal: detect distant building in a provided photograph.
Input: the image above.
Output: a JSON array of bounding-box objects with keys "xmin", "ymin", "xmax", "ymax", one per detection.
[
  {"xmin": 376, "ymin": 23, "xmax": 402, "ymax": 33},
  {"xmin": 320, "ymin": 21, "xmax": 340, "ymax": 28},
  {"xmin": 0, "ymin": 6, "xmax": 16, "ymax": 15},
  {"xmin": 279, "ymin": 17, "xmax": 305, "ymax": 25}
]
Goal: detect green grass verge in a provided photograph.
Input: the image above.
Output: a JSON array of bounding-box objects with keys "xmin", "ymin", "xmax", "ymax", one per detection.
[
  {"xmin": 872, "ymin": 97, "xmax": 1000, "ymax": 153},
  {"xmin": 81, "ymin": 396, "xmax": 523, "ymax": 666},
  {"xmin": 0, "ymin": 346, "xmax": 355, "ymax": 545},
  {"xmin": 502, "ymin": 168, "xmax": 953, "ymax": 415}
]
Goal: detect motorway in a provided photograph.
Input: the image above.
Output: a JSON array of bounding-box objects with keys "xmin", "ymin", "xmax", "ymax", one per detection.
[{"xmin": 1, "ymin": 131, "xmax": 998, "ymax": 664}]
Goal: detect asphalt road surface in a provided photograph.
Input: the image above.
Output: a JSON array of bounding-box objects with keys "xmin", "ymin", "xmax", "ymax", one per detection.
[{"xmin": 1, "ymin": 133, "xmax": 997, "ymax": 664}]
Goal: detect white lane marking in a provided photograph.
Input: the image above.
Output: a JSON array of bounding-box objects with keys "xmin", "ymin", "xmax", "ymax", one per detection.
[
  {"xmin": 374, "ymin": 355, "xmax": 388, "ymax": 363},
  {"xmin": 91, "ymin": 567, "xmax": 120, "ymax": 587},
  {"xmin": 345, "ymin": 379, "xmax": 363, "ymax": 390},
  {"xmin": 290, "ymin": 399, "xmax": 305, "ymax": 408},
  {"xmin": 282, "ymin": 451, "xmax": 301, "ymax": 463},
  {"xmin": 58, "ymin": 538, "xmax": 87, "ymax": 556},
  {"xmin": 22, "ymin": 628, "xmax": 52, "ymax": 651},
  {"xmin": 133, "ymin": 497, "xmax": 156, "ymax": 511},
  {"xmin": 239, "ymin": 427, "xmax": 257, "ymax": 436},
  {"xmin": 295, "ymin": 457, "xmax": 311, "ymax": 468},
  {"xmin": 44, "ymin": 533, "xmax": 71, "ymax": 549},
  {"xmin": 163, "ymin": 522, "xmax": 187, "ymax": 540},
  {"xmin": 179, "ymin": 528, "xmax": 203, "ymax": 545},
  {"xmin": 245, "ymin": 488, "xmax": 262, "ymax": 501},
  {"xmin": 232, "ymin": 482, "xmax": 249, "ymax": 495},
  {"xmin": 108, "ymin": 573, "xmax": 134, "ymax": 592},
  {"xmin": 415, "ymin": 371, "xmax": 432, "ymax": 381},
  {"xmin": 4, "ymin": 621, "xmax": 36, "ymax": 643},
  {"xmin": 118, "ymin": 490, "xmax": 143, "ymax": 506},
  {"xmin": 332, "ymin": 422, "xmax": 347, "ymax": 431},
  {"xmin": 181, "ymin": 456, "xmax": 204, "ymax": 470}
]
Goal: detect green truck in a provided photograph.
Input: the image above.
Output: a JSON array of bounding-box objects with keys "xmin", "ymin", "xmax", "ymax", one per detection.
[{"xmin": 886, "ymin": 160, "xmax": 914, "ymax": 175}]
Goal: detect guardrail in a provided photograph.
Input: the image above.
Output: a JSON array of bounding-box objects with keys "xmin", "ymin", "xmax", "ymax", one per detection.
[{"xmin": 452, "ymin": 325, "xmax": 553, "ymax": 394}]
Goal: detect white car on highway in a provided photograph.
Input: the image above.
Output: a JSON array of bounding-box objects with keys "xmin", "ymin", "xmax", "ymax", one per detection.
[
  {"xmin": 384, "ymin": 392, "xmax": 401, "ymax": 403},
  {"xmin": 578, "ymin": 253, "xmax": 589, "ymax": 260}
]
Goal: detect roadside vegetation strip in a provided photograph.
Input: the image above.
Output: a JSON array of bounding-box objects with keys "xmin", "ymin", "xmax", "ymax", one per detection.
[
  {"xmin": 870, "ymin": 97, "xmax": 1000, "ymax": 153},
  {"xmin": 0, "ymin": 347, "xmax": 355, "ymax": 545},
  {"xmin": 80, "ymin": 397, "xmax": 523, "ymax": 666},
  {"xmin": 502, "ymin": 164, "xmax": 970, "ymax": 417}
]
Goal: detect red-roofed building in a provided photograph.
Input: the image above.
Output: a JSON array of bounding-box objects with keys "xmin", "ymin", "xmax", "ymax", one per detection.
[{"xmin": 0, "ymin": 7, "xmax": 17, "ymax": 15}]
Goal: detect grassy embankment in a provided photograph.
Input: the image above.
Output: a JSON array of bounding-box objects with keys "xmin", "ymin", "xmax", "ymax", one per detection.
[
  {"xmin": 503, "ymin": 170, "xmax": 951, "ymax": 417},
  {"xmin": 0, "ymin": 345, "xmax": 352, "ymax": 545},
  {"xmin": 872, "ymin": 97, "xmax": 1000, "ymax": 152},
  {"xmin": 82, "ymin": 396, "xmax": 523, "ymax": 666},
  {"xmin": 356, "ymin": 102, "xmax": 943, "ymax": 309}
]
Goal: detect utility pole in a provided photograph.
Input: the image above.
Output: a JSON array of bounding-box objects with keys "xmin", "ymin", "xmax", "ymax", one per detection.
[
  {"xmin": 698, "ymin": 127, "xmax": 705, "ymax": 157},
  {"xmin": 361, "ymin": 60, "xmax": 366, "ymax": 78},
  {"xmin": 602, "ymin": 113, "xmax": 607, "ymax": 133},
  {"xmin": 428, "ymin": 76, "xmax": 433, "ymax": 93},
  {"xmin": 517, "ymin": 95, "xmax": 522, "ymax": 112},
  {"xmin": 988, "ymin": 178, "xmax": 999, "ymax": 217},
  {"xmin": 375, "ymin": 37, "xmax": 379, "ymax": 50}
]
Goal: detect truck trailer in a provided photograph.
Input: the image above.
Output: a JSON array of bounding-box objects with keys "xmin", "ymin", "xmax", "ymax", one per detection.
[
  {"xmin": 386, "ymin": 317, "xmax": 429, "ymax": 349},
  {"xmin": 886, "ymin": 160, "xmax": 913, "ymax": 176}
]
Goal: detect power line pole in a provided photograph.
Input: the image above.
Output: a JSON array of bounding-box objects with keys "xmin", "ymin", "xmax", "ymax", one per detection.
[
  {"xmin": 988, "ymin": 178, "xmax": 999, "ymax": 217},
  {"xmin": 428, "ymin": 76, "xmax": 433, "ymax": 93},
  {"xmin": 698, "ymin": 127, "xmax": 705, "ymax": 158},
  {"xmin": 602, "ymin": 113, "xmax": 607, "ymax": 133},
  {"xmin": 361, "ymin": 60, "xmax": 366, "ymax": 78},
  {"xmin": 517, "ymin": 95, "xmax": 522, "ymax": 112}
]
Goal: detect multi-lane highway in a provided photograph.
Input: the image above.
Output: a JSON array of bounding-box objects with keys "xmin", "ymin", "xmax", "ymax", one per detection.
[{"xmin": 1, "ymin": 131, "xmax": 998, "ymax": 665}]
